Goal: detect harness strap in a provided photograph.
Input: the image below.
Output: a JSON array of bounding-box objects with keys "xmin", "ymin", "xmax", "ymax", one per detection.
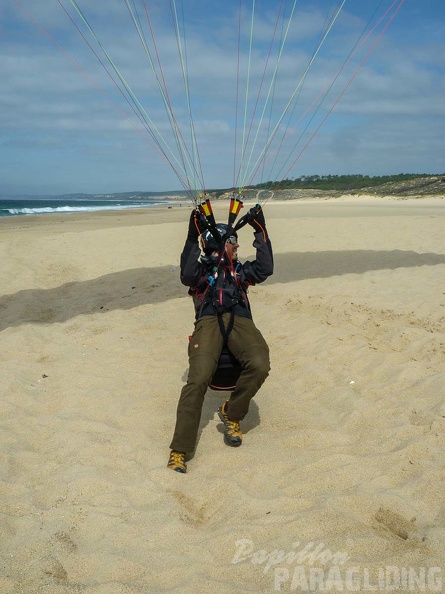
[{"xmin": 217, "ymin": 309, "xmax": 235, "ymax": 347}]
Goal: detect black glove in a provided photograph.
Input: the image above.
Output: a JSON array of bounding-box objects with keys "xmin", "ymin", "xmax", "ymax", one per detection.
[
  {"xmin": 187, "ymin": 209, "xmax": 200, "ymax": 242},
  {"xmin": 247, "ymin": 205, "xmax": 266, "ymax": 233},
  {"xmin": 187, "ymin": 209, "xmax": 207, "ymax": 242}
]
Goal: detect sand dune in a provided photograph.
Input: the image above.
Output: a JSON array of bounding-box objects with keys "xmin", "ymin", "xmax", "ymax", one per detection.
[{"xmin": 1, "ymin": 197, "xmax": 444, "ymax": 593}]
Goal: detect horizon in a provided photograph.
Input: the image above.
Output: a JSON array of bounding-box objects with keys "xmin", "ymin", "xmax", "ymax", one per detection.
[{"xmin": 1, "ymin": 171, "xmax": 444, "ymax": 199}]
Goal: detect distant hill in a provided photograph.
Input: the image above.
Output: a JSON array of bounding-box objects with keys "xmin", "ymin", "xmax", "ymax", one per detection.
[
  {"xmin": 2, "ymin": 175, "xmax": 444, "ymax": 201},
  {"xmin": 208, "ymin": 174, "xmax": 445, "ymax": 200},
  {"xmin": 0, "ymin": 190, "xmax": 187, "ymax": 201},
  {"xmin": 249, "ymin": 174, "xmax": 445, "ymax": 198}
]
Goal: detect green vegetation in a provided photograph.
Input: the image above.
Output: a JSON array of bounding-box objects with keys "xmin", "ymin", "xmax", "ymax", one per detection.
[
  {"xmin": 250, "ymin": 173, "xmax": 442, "ymax": 191},
  {"xmin": 207, "ymin": 174, "xmax": 445, "ymax": 197}
]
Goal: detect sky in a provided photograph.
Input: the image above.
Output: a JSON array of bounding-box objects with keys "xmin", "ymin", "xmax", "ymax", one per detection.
[{"xmin": 1, "ymin": 0, "xmax": 444, "ymax": 195}]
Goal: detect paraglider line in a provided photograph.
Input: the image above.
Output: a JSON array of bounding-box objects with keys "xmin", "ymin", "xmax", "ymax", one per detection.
[{"xmin": 269, "ymin": 0, "xmax": 407, "ymax": 200}]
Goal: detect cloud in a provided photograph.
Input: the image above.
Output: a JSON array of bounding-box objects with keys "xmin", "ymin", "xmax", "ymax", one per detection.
[{"xmin": 2, "ymin": 0, "xmax": 444, "ymax": 194}]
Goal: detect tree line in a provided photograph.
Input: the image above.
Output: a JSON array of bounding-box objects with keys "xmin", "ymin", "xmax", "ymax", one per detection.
[{"xmin": 249, "ymin": 173, "xmax": 441, "ymax": 191}]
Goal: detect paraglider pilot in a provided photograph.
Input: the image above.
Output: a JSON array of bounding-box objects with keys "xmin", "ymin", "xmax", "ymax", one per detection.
[{"xmin": 168, "ymin": 200, "xmax": 273, "ymax": 473}]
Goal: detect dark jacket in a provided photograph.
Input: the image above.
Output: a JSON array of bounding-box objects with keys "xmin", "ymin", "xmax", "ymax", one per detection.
[{"xmin": 180, "ymin": 231, "xmax": 273, "ymax": 320}]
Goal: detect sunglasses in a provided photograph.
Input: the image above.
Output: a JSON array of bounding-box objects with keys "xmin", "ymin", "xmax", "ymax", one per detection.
[{"xmin": 226, "ymin": 236, "xmax": 238, "ymax": 245}]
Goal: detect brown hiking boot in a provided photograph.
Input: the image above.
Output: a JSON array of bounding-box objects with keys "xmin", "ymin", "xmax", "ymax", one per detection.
[
  {"xmin": 217, "ymin": 401, "xmax": 243, "ymax": 447},
  {"xmin": 167, "ymin": 450, "xmax": 187, "ymax": 473}
]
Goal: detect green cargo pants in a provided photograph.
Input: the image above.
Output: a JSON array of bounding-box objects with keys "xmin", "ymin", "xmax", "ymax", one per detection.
[{"xmin": 170, "ymin": 313, "xmax": 270, "ymax": 454}]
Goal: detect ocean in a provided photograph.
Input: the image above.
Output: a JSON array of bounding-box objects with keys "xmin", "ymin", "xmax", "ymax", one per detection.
[{"xmin": 0, "ymin": 196, "xmax": 182, "ymax": 217}]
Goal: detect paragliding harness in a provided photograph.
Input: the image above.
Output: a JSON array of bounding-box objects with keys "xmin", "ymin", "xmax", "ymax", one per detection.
[
  {"xmin": 193, "ymin": 255, "xmax": 246, "ymax": 391},
  {"xmin": 210, "ymin": 310, "xmax": 242, "ymax": 391},
  {"xmin": 188, "ymin": 193, "xmax": 261, "ymax": 391}
]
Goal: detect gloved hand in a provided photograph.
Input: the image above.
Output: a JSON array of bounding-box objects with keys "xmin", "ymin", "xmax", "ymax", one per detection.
[
  {"xmin": 187, "ymin": 209, "xmax": 200, "ymax": 242},
  {"xmin": 187, "ymin": 209, "xmax": 207, "ymax": 242},
  {"xmin": 247, "ymin": 205, "xmax": 266, "ymax": 233}
]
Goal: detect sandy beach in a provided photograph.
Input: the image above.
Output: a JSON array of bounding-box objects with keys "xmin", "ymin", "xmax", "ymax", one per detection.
[{"xmin": 1, "ymin": 196, "xmax": 445, "ymax": 593}]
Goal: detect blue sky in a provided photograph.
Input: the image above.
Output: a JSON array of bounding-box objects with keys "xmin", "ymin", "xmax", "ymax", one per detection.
[{"xmin": 1, "ymin": 0, "xmax": 444, "ymax": 195}]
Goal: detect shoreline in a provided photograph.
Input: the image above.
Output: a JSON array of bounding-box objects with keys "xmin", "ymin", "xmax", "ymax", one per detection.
[{"xmin": 0, "ymin": 193, "xmax": 443, "ymax": 231}]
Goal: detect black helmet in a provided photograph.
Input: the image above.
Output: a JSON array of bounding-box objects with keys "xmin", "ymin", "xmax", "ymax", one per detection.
[{"xmin": 201, "ymin": 223, "xmax": 237, "ymax": 253}]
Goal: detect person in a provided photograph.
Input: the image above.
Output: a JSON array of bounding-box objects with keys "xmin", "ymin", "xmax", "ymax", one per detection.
[{"xmin": 167, "ymin": 203, "xmax": 273, "ymax": 473}]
